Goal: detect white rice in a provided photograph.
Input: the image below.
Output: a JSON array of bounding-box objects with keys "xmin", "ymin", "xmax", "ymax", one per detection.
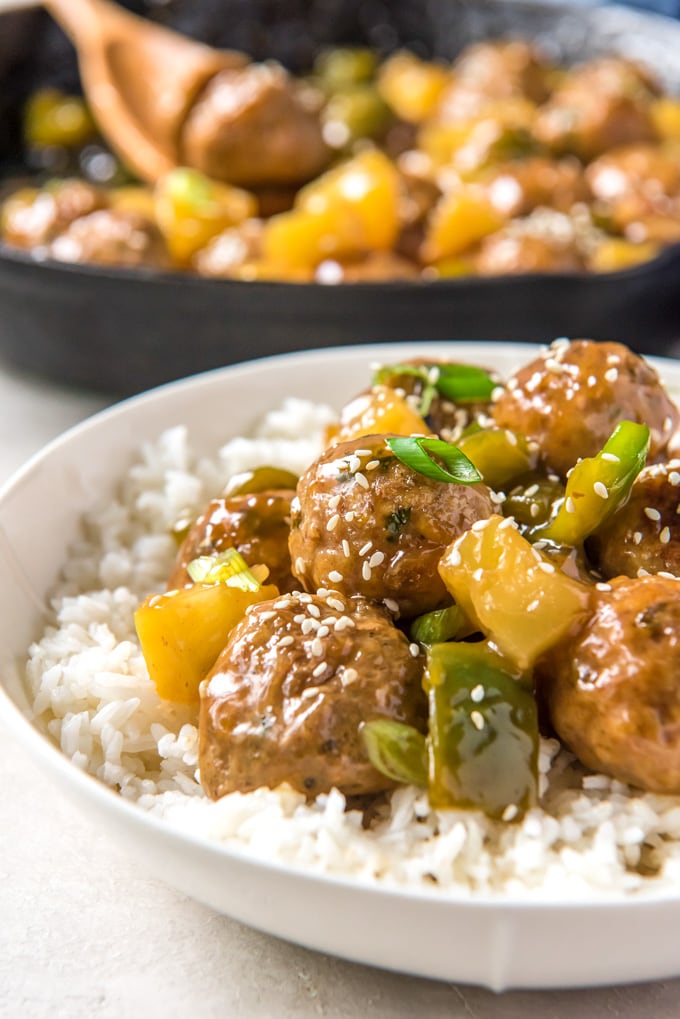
[{"xmin": 24, "ymin": 396, "xmax": 680, "ymax": 900}]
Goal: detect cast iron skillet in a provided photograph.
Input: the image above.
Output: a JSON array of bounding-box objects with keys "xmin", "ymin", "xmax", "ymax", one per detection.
[{"xmin": 1, "ymin": 0, "xmax": 680, "ymax": 396}]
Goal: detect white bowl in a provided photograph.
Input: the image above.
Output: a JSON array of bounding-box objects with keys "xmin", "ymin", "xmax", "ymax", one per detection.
[{"xmin": 1, "ymin": 341, "xmax": 680, "ymax": 992}]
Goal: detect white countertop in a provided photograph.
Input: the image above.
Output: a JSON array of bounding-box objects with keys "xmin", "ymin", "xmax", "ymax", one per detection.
[{"xmin": 1, "ymin": 358, "xmax": 680, "ymax": 1018}]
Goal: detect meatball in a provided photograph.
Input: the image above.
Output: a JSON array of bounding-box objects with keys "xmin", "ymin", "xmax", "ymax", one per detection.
[
  {"xmin": 586, "ymin": 143, "xmax": 680, "ymax": 236},
  {"xmin": 49, "ymin": 209, "xmax": 168, "ymax": 268},
  {"xmin": 541, "ymin": 575, "xmax": 680, "ymax": 792},
  {"xmin": 180, "ymin": 63, "xmax": 330, "ymax": 188},
  {"xmin": 288, "ymin": 433, "xmax": 495, "ymax": 618},
  {"xmin": 587, "ymin": 460, "xmax": 680, "ymax": 579},
  {"xmin": 492, "ymin": 339, "xmax": 679, "ymax": 478},
  {"xmin": 168, "ymin": 490, "xmax": 296, "ymax": 593},
  {"xmin": 475, "ymin": 226, "xmax": 585, "ymax": 276},
  {"xmin": 437, "ymin": 41, "xmax": 551, "ymax": 122},
  {"xmin": 1, "ymin": 179, "xmax": 106, "ymax": 249},
  {"xmin": 534, "ymin": 57, "xmax": 658, "ymax": 161},
  {"xmin": 483, "ymin": 156, "xmax": 586, "ymax": 218},
  {"xmin": 199, "ymin": 591, "xmax": 425, "ymax": 799},
  {"xmin": 193, "ymin": 219, "xmax": 264, "ymax": 278}
]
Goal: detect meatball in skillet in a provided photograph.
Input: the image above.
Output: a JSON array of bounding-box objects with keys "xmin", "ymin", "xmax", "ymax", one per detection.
[
  {"xmin": 540, "ymin": 575, "xmax": 680, "ymax": 793},
  {"xmin": 587, "ymin": 460, "xmax": 680, "ymax": 580},
  {"xmin": 49, "ymin": 208, "xmax": 168, "ymax": 268},
  {"xmin": 200, "ymin": 591, "xmax": 425, "ymax": 799},
  {"xmin": 180, "ymin": 63, "xmax": 330, "ymax": 188},
  {"xmin": 1, "ymin": 179, "xmax": 106, "ymax": 249},
  {"xmin": 169, "ymin": 490, "xmax": 296, "ymax": 593},
  {"xmin": 492, "ymin": 338, "xmax": 679, "ymax": 478},
  {"xmin": 288, "ymin": 433, "xmax": 495, "ymax": 618}
]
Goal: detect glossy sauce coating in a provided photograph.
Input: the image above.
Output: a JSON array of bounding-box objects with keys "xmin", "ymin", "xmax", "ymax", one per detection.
[
  {"xmin": 200, "ymin": 591, "xmax": 425, "ymax": 799},
  {"xmin": 492, "ymin": 339, "xmax": 679, "ymax": 477},
  {"xmin": 541, "ymin": 575, "xmax": 680, "ymax": 793},
  {"xmin": 587, "ymin": 460, "xmax": 680, "ymax": 579},
  {"xmin": 169, "ymin": 489, "xmax": 296, "ymax": 593},
  {"xmin": 288, "ymin": 433, "xmax": 495, "ymax": 618}
]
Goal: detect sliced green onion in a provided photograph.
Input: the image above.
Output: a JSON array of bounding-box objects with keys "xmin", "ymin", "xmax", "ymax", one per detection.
[
  {"xmin": 386, "ymin": 436, "xmax": 482, "ymax": 484},
  {"xmin": 433, "ymin": 364, "xmax": 497, "ymax": 404},
  {"xmin": 187, "ymin": 548, "xmax": 261, "ymax": 591},
  {"xmin": 372, "ymin": 362, "xmax": 497, "ymax": 412},
  {"xmin": 360, "ymin": 719, "xmax": 428, "ymax": 787}
]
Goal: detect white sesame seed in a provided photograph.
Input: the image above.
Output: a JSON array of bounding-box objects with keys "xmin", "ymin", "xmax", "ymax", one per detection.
[
  {"xmin": 524, "ymin": 484, "xmax": 539, "ymax": 497},
  {"xmin": 312, "ymin": 662, "xmax": 326, "ymax": 678},
  {"xmin": 316, "ymin": 625, "xmax": 330, "ymax": 638},
  {"xmin": 273, "ymin": 599, "xmax": 292, "ymax": 610},
  {"xmin": 342, "ymin": 539, "xmax": 351, "ymax": 558},
  {"xmin": 490, "ymin": 491, "xmax": 505, "ymax": 505},
  {"xmin": 530, "ymin": 503, "xmax": 540, "ymax": 518},
  {"xmin": 334, "ymin": 615, "xmax": 355, "ymax": 631},
  {"xmin": 293, "ymin": 613, "xmax": 306, "ymax": 623},
  {"xmin": 637, "ymin": 568, "xmax": 650, "ymax": 578},
  {"xmin": 633, "ymin": 531, "xmax": 643, "ymax": 544},
  {"xmin": 384, "ymin": 598, "xmax": 399, "ymax": 613},
  {"xmin": 359, "ymin": 541, "xmax": 373, "ymax": 556},
  {"xmin": 328, "ymin": 494, "xmax": 341, "ymax": 510},
  {"xmin": 587, "ymin": 375, "xmax": 597, "ymax": 387},
  {"xmin": 644, "ymin": 507, "xmax": 662, "ymax": 521},
  {"xmin": 348, "ymin": 455, "xmax": 361, "ymax": 473},
  {"xmin": 369, "ymin": 551, "xmax": 385, "ymax": 568},
  {"xmin": 604, "ymin": 368, "xmax": 618, "ymax": 383},
  {"xmin": 316, "ymin": 588, "xmax": 329, "ymax": 598},
  {"xmin": 505, "ymin": 431, "xmax": 518, "ymax": 447},
  {"xmin": 470, "ymin": 710, "xmax": 485, "ymax": 731},
  {"xmin": 596, "ymin": 582, "xmax": 612, "ymax": 591},
  {"xmin": 670, "ymin": 472, "xmax": 680, "ymax": 487},
  {"xmin": 295, "ymin": 557, "xmax": 306, "ymax": 574},
  {"xmin": 258, "ymin": 611, "xmax": 276, "ymax": 622},
  {"xmin": 659, "ymin": 571, "xmax": 679, "ymax": 580},
  {"xmin": 301, "ymin": 687, "xmax": 318, "ymax": 700},
  {"xmin": 502, "ymin": 804, "xmax": 518, "ymax": 822},
  {"xmin": 355, "ymin": 472, "xmax": 370, "ymax": 489},
  {"xmin": 365, "ymin": 460, "xmax": 380, "ymax": 471},
  {"xmin": 278, "ymin": 636, "xmax": 294, "ymax": 648},
  {"xmin": 327, "ymin": 514, "xmax": 340, "ymax": 532},
  {"xmin": 345, "ymin": 511, "xmax": 355, "ymax": 522},
  {"xmin": 311, "ymin": 637, "xmax": 324, "ymax": 657},
  {"xmin": 498, "ymin": 516, "xmax": 516, "ymax": 530},
  {"xmin": 660, "ymin": 527, "xmax": 671, "ymax": 544},
  {"xmin": 341, "ymin": 668, "xmax": 359, "ymax": 687},
  {"xmin": 354, "ymin": 449, "xmax": 372, "ymax": 456},
  {"xmin": 362, "ymin": 562, "xmax": 372, "ymax": 581},
  {"xmin": 539, "ymin": 561, "xmax": 556, "ymax": 574},
  {"xmin": 301, "ymin": 618, "xmax": 317, "ymax": 635},
  {"xmin": 307, "ymin": 603, "xmax": 321, "ymax": 618},
  {"xmin": 594, "ymin": 481, "xmax": 609, "ymax": 499},
  {"xmin": 328, "ymin": 570, "xmax": 344, "ymax": 583},
  {"xmin": 409, "ymin": 643, "xmax": 420, "ymax": 658},
  {"xmin": 470, "ymin": 684, "xmax": 484, "ymax": 703},
  {"xmin": 327, "ymin": 597, "xmax": 346, "ymax": 613},
  {"xmin": 601, "ymin": 453, "xmax": 620, "ymax": 463}
]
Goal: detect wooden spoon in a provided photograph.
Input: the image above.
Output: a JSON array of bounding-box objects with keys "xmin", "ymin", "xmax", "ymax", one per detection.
[{"xmin": 43, "ymin": 0, "xmax": 247, "ymax": 182}]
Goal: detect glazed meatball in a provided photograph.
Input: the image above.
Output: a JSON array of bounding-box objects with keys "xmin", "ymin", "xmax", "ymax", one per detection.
[
  {"xmin": 199, "ymin": 591, "xmax": 425, "ymax": 799},
  {"xmin": 288, "ymin": 433, "xmax": 495, "ymax": 618},
  {"xmin": 1, "ymin": 179, "xmax": 106, "ymax": 249},
  {"xmin": 541, "ymin": 575, "xmax": 680, "ymax": 792},
  {"xmin": 437, "ymin": 41, "xmax": 551, "ymax": 121},
  {"xmin": 534, "ymin": 57, "xmax": 658, "ymax": 161},
  {"xmin": 49, "ymin": 209, "xmax": 168, "ymax": 268},
  {"xmin": 586, "ymin": 143, "xmax": 680, "ymax": 236},
  {"xmin": 587, "ymin": 460, "xmax": 680, "ymax": 579},
  {"xmin": 168, "ymin": 490, "xmax": 296, "ymax": 593},
  {"xmin": 483, "ymin": 156, "xmax": 586, "ymax": 218},
  {"xmin": 475, "ymin": 226, "xmax": 585, "ymax": 276},
  {"xmin": 180, "ymin": 63, "xmax": 330, "ymax": 188},
  {"xmin": 493, "ymin": 339, "xmax": 679, "ymax": 478}
]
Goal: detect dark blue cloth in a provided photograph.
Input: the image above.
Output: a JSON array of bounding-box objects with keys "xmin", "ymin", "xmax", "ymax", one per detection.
[{"xmin": 620, "ymin": 0, "xmax": 680, "ymax": 14}]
